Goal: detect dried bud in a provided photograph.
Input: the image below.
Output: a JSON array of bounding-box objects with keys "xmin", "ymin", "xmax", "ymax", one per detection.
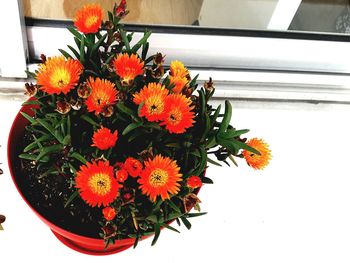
[
  {"xmin": 56, "ymin": 101, "xmax": 71, "ymax": 114},
  {"xmin": 102, "ymin": 223, "xmax": 117, "ymax": 239},
  {"xmin": 138, "ymin": 148, "xmax": 154, "ymax": 160},
  {"xmin": 70, "ymin": 98, "xmax": 83, "ymax": 111},
  {"xmin": 0, "ymin": 215, "xmax": 5, "ymax": 224},
  {"xmin": 113, "ymin": 32, "xmax": 122, "ymax": 43},
  {"xmin": 77, "ymin": 83, "xmax": 91, "ymax": 99},
  {"xmin": 40, "ymin": 54, "xmax": 47, "ymax": 63},
  {"xmin": 153, "ymin": 53, "xmax": 165, "ymax": 66},
  {"xmin": 101, "ymin": 105, "xmax": 114, "ymax": 117},
  {"xmin": 24, "ymin": 83, "xmax": 38, "ymax": 97},
  {"xmin": 0, "ymin": 169, "xmax": 3, "ymax": 175},
  {"xmin": 204, "ymin": 77, "xmax": 214, "ymax": 92},
  {"xmin": 183, "ymin": 193, "xmax": 201, "ymax": 213},
  {"xmin": 115, "ymin": 0, "xmax": 128, "ymax": 18},
  {"xmin": 103, "ymin": 21, "xmax": 114, "ymax": 30},
  {"xmin": 151, "ymin": 65, "xmax": 164, "ymax": 80}
]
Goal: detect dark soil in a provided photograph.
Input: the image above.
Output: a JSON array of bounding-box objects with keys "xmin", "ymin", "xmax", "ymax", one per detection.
[{"xmin": 12, "ymin": 129, "xmax": 101, "ymax": 238}]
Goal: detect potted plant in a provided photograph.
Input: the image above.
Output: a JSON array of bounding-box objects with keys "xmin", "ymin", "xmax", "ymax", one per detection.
[{"xmin": 7, "ymin": 1, "xmax": 271, "ymax": 255}]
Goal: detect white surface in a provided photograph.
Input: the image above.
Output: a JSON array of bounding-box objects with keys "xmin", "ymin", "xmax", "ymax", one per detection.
[
  {"xmin": 268, "ymin": 0, "xmax": 302, "ymax": 30},
  {"xmin": 1, "ymin": 97, "xmax": 350, "ymax": 262},
  {"xmin": 0, "ymin": 0, "xmax": 27, "ymax": 78}
]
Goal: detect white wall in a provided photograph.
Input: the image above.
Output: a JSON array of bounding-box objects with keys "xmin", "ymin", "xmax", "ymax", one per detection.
[{"xmin": 1, "ymin": 97, "xmax": 350, "ymax": 262}]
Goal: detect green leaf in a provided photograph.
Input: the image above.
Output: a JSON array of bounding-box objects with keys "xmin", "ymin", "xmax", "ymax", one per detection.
[
  {"xmin": 142, "ymin": 42, "xmax": 149, "ymax": 61},
  {"xmin": 122, "ymin": 122, "xmax": 142, "ymax": 136},
  {"xmin": 22, "ymin": 100, "xmax": 40, "ymax": 106},
  {"xmin": 198, "ymin": 88, "xmax": 206, "ymax": 118},
  {"xmin": 116, "ymin": 102, "xmax": 140, "ymax": 121},
  {"xmin": 36, "ymin": 118, "xmax": 63, "ymax": 143},
  {"xmin": 232, "ymin": 139, "xmax": 260, "ymax": 155},
  {"xmin": 219, "ymin": 129, "xmax": 250, "ymax": 140},
  {"xmin": 81, "ymin": 114, "xmax": 99, "ymax": 126},
  {"xmin": 207, "ymin": 157, "xmax": 222, "ymax": 167},
  {"xmin": 185, "ymin": 212, "xmax": 207, "ymax": 218},
  {"xmin": 119, "ymin": 29, "xmax": 130, "ymax": 51},
  {"xmin": 229, "ymin": 155, "xmax": 238, "ymax": 167},
  {"xmin": 202, "ymin": 177, "xmax": 214, "ymax": 184},
  {"xmin": 180, "ymin": 216, "xmax": 191, "ymax": 230},
  {"xmin": 63, "ymin": 135, "xmax": 71, "ymax": 145},
  {"xmin": 58, "ymin": 49, "xmax": 72, "ymax": 59},
  {"xmin": 167, "ymin": 199, "xmax": 181, "ymax": 214},
  {"xmin": 161, "ymin": 223, "xmax": 180, "ymax": 234},
  {"xmin": 90, "ymin": 33, "xmax": 107, "ymax": 55},
  {"xmin": 133, "ymin": 233, "xmax": 140, "ymax": 248},
  {"xmin": 67, "ymin": 45, "xmax": 80, "ymax": 59},
  {"xmin": 36, "ymin": 144, "xmax": 63, "ymax": 161},
  {"xmin": 23, "ymin": 134, "xmax": 51, "ymax": 152},
  {"xmin": 64, "ymin": 191, "xmax": 79, "ymax": 208},
  {"xmin": 146, "ymin": 215, "xmax": 158, "ymax": 223},
  {"xmin": 67, "ymin": 26, "xmax": 82, "ymax": 40},
  {"xmin": 189, "ymin": 74, "xmax": 199, "ymax": 88},
  {"xmin": 20, "ymin": 111, "xmax": 36, "ymax": 124},
  {"xmin": 210, "ymin": 105, "xmax": 221, "ymax": 129},
  {"xmin": 151, "ymin": 223, "xmax": 161, "ymax": 246},
  {"xmin": 131, "ymin": 30, "xmax": 152, "ymax": 53},
  {"xmin": 218, "ymin": 100, "xmax": 232, "ymax": 133},
  {"xmin": 79, "ymin": 36, "xmax": 85, "ymax": 64},
  {"xmin": 19, "ymin": 153, "xmax": 38, "ymax": 161},
  {"xmin": 70, "ymin": 152, "xmax": 88, "ymax": 164}
]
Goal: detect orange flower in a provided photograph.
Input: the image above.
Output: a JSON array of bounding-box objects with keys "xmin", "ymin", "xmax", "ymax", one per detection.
[
  {"xmin": 242, "ymin": 138, "xmax": 271, "ymax": 170},
  {"xmin": 161, "ymin": 94, "xmax": 195, "ymax": 134},
  {"xmin": 170, "ymin": 60, "xmax": 188, "ymax": 78},
  {"xmin": 187, "ymin": 176, "xmax": 202, "ymax": 189},
  {"xmin": 92, "ymin": 127, "xmax": 118, "ymax": 150},
  {"xmin": 138, "ymin": 154, "xmax": 182, "ymax": 202},
  {"xmin": 116, "ymin": 169, "xmax": 128, "ymax": 183},
  {"xmin": 37, "ymin": 56, "xmax": 83, "ymax": 95},
  {"xmin": 74, "ymin": 4, "xmax": 103, "ymax": 34},
  {"xmin": 133, "ymin": 83, "xmax": 169, "ymax": 121},
  {"xmin": 170, "ymin": 75, "xmax": 188, "ymax": 93},
  {"xmin": 113, "ymin": 53, "xmax": 144, "ymax": 85},
  {"xmin": 124, "ymin": 157, "xmax": 143, "ymax": 177},
  {"xmin": 102, "ymin": 207, "xmax": 117, "ymax": 221},
  {"xmin": 75, "ymin": 161, "xmax": 121, "ymax": 207},
  {"xmin": 85, "ymin": 77, "xmax": 118, "ymax": 115}
]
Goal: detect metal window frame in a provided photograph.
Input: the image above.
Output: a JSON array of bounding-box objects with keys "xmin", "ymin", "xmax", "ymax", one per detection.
[{"xmin": 4, "ymin": 17, "xmax": 350, "ymax": 103}]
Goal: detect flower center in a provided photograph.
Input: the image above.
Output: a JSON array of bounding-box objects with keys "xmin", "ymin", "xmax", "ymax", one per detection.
[
  {"xmin": 149, "ymin": 168, "xmax": 168, "ymax": 187},
  {"xmin": 94, "ymin": 91, "xmax": 109, "ymax": 106},
  {"xmin": 168, "ymin": 109, "xmax": 182, "ymax": 125},
  {"xmin": 85, "ymin": 15, "xmax": 99, "ymax": 28},
  {"xmin": 146, "ymin": 96, "xmax": 164, "ymax": 115},
  {"xmin": 88, "ymin": 173, "xmax": 112, "ymax": 196},
  {"xmin": 50, "ymin": 68, "xmax": 70, "ymax": 89}
]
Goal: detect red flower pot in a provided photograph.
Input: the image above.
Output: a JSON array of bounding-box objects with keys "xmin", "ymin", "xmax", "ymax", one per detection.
[
  {"xmin": 7, "ymin": 102, "xmax": 138, "ymax": 255},
  {"xmin": 8, "ymin": 101, "xmax": 202, "ymax": 255}
]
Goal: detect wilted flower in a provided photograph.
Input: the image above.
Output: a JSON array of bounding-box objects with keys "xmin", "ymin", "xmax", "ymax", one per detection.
[
  {"xmin": 102, "ymin": 223, "xmax": 117, "ymax": 239},
  {"xmin": 183, "ymin": 193, "xmax": 201, "ymax": 213},
  {"xmin": 24, "ymin": 83, "xmax": 38, "ymax": 97},
  {"xmin": 56, "ymin": 101, "xmax": 71, "ymax": 114}
]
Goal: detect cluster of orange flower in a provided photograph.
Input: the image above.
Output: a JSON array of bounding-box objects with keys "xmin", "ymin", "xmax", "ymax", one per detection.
[
  {"xmin": 28, "ymin": 2, "xmax": 271, "ymax": 225},
  {"xmin": 75, "ymin": 124, "xmax": 203, "ymax": 221}
]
